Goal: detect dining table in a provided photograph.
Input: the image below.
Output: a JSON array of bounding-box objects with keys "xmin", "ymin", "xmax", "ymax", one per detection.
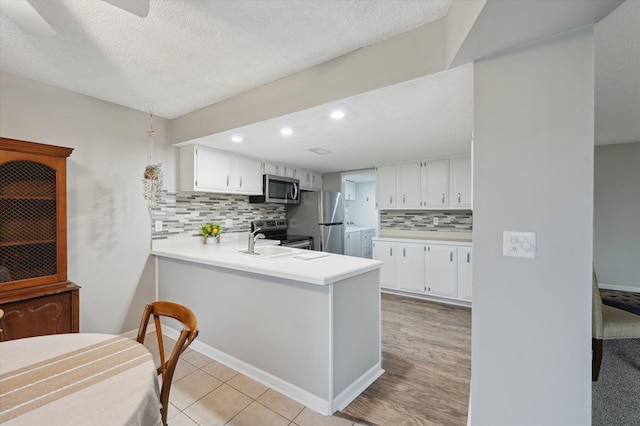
[{"xmin": 0, "ymin": 333, "xmax": 162, "ymax": 425}]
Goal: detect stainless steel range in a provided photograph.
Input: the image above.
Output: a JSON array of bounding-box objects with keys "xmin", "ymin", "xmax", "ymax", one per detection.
[{"xmin": 250, "ymin": 219, "xmax": 314, "ymax": 249}]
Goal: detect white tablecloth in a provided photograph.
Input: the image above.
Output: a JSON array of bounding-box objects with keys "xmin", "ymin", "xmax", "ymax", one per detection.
[{"xmin": 0, "ymin": 333, "xmax": 162, "ymax": 426}]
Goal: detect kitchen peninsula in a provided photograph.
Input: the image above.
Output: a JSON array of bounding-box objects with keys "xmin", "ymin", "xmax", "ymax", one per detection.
[{"xmin": 151, "ymin": 238, "xmax": 383, "ymax": 415}]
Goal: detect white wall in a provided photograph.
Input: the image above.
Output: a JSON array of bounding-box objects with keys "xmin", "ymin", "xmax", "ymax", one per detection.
[
  {"xmin": 346, "ymin": 181, "xmax": 377, "ymax": 229},
  {"xmin": 593, "ymin": 141, "xmax": 640, "ymax": 291},
  {"xmin": 0, "ymin": 71, "xmax": 176, "ymax": 334},
  {"xmin": 471, "ymin": 27, "xmax": 594, "ymax": 425}
]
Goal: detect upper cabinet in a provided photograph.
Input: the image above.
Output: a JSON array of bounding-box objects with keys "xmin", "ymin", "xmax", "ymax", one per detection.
[
  {"xmin": 422, "ymin": 159, "xmax": 449, "ymax": 208},
  {"xmin": 344, "ymin": 180, "xmax": 356, "ymax": 200},
  {"xmin": 450, "ymin": 157, "xmax": 472, "ymax": 208},
  {"xmin": 180, "ymin": 145, "xmax": 262, "ymax": 195},
  {"xmin": 263, "ymin": 163, "xmax": 322, "ymax": 191},
  {"xmin": 397, "ymin": 161, "xmax": 422, "ymax": 208},
  {"xmin": 375, "ymin": 164, "xmax": 397, "ymax": 209},
  {"xmin": 375, "ymin": 156, "xmax": 471, "ymax": 210}
]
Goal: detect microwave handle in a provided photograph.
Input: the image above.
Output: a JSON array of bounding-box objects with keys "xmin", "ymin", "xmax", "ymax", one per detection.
[{"xmin": 291, "ymin": 182, "xmax": 298, "ymax": 200}]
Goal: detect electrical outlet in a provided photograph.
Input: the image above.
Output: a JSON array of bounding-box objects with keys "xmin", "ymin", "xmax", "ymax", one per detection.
[
  {"xmin": 225, "ymin": 219, "xmax": 233, "ymax": 228},
  {"xmin": 154, "ymin": 220, "xmax": 163, "ymax": 232},
  {"xmin": 433, "ymin": 217, "xmax": 438, "ymax": 225}
]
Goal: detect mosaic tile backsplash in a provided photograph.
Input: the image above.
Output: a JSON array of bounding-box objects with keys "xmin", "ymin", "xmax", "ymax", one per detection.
[
  {"xmin": 380, "ymin": 211, "xmax": 472, "ymax": 232},
  {"xmin": 151, "ymin": 192, "xmax": 285, "ymax": 240}
]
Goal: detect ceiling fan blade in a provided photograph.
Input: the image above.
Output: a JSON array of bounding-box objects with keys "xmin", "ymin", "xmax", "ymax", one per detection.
[
  {"xmin": 101, "ymin": 0, "xmax": 149, "ymax": 18},
  {"xmin": 0, "ymin": 0, "xmax": 55, "ymax": 36}
]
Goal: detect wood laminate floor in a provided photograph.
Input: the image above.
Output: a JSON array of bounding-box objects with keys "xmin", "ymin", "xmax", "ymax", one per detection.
[{"xmin": 340, "ymin": 293, "xmax": 472, "ymax": 426}]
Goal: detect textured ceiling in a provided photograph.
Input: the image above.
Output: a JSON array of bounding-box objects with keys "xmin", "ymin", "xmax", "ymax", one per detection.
[
  {"xmin": 0, "ymin": 0, "xmax": 451, "ymax": 119},
  {"xmin": 1, "ymin": 0, "xmax": 637, "ymax": 173},
  {"xmin": 179, "ymin": 63, "xmax": 474, "ymax": 173}
]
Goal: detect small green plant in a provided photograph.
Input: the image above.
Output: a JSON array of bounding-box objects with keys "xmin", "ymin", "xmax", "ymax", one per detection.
[{"xmin": 200, "ymin": 222, "xmax": 222, "ymax": 237}]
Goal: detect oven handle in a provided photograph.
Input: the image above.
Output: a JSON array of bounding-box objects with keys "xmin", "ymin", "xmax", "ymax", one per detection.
[{"xmin": 282, "ymin": 240, "xmax": 312, "ymax": 249}]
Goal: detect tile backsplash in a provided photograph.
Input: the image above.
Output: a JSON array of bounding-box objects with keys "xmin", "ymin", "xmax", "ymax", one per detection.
[
  {"xmin": 380, "ymin": 210, "xmax": 472, "ymax": 232},
  {"xmin": 151, "ymin": 192, "xmax": 285, "ymax": 240}
]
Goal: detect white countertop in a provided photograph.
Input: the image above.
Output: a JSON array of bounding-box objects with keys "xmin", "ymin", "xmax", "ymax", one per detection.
[
  {"xmin": 151, "ymin": 238, "xmax": 382, "ymax": 286},
  {"xmin": 375, "ymin": 229, "xmax": 472, "ymax": 244},
  {"xmin": 345, "ymin": 226, "xmax": 375, "ymax": 233}
]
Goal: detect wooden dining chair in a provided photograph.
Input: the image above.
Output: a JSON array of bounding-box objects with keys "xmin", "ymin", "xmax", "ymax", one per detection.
[
  {"xmin": 136, "ymin": 301, "xmax": 199, "ymax": 425},
  {"xmin": 0, "ymin": 308, "xmax": 5, "ymax": 342}
]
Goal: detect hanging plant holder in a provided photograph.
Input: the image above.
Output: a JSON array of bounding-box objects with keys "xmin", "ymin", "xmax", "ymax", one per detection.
[{"xmin": 143, "ymin": 106, "xmax": 163, "ymax": 211}]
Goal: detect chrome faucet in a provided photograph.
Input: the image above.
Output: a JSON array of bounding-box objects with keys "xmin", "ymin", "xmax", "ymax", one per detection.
[{"xmin": 248, "ymin": 228, "xmax": 265, "ymax": 254}]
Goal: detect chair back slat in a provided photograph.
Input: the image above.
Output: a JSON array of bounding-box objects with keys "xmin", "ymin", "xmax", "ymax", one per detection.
[{"xmin": 136, "ymin": 301, "xmax": 198, "ymax": 426}]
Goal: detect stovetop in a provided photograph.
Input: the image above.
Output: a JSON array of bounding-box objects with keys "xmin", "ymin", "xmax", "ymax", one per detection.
[{"xmin": 250, "ymin": 219, "xmax": 312, "ymax": 244}]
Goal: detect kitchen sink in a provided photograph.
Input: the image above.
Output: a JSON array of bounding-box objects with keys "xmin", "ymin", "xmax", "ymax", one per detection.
[{"xmin": 235, "ymin": 245, "xmax": 297, "ymax": 259}]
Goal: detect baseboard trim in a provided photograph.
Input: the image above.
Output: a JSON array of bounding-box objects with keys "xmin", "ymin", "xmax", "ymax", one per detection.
[
  {"xmin": 381, "ymin": 288, "xmax": 472, "ymax": 308},
  {"xmin": 332, "ymin": 363, "xmax": 384, "ymax": 412},
  {"xmin": 598, "ymin": 282, "xmax": 640, "ymax": 293},
  {"xmin": 161, "ymin": 326, "xmax": 331, "ymax": 415}
]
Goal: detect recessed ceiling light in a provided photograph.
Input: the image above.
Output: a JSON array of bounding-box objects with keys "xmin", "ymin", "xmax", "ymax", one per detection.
[
  {"xmin": 231, "ymin": 135, "xmax": 243, "ymax": 143},
  {"xmin": 330, "ymin": 110, "xmax": 345, "ymax": 120},
  {"xmin": 280, "ymin": 127, "xmax": 293, "ymax": 136},
  {"xmin": 309, "ymin": 147, "xmax": 332, "ymax": 155}
]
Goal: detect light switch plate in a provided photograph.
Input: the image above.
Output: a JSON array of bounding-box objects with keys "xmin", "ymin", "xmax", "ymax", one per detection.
[
  {"xmin": 225, "ymin": 219, "xmax": 233, "ymax": 228},
  {"xmin": 503, "ymin": 231, "xmax": 536, "ymax": 258},
  {"xmin": 154, "ymin": 220, "xmax": 163, "ymax": 232}
]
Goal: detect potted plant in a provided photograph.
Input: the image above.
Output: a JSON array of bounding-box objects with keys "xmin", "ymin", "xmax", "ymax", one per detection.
[{"xmin": 200, "ymin": 222, "xmax": 222, "ymax": 244}]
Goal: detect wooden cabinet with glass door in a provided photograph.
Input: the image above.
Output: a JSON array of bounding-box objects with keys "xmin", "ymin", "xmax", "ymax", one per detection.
[{"xmin": 0, "ymin": 137, "xmax": 79, "ymax": 341}]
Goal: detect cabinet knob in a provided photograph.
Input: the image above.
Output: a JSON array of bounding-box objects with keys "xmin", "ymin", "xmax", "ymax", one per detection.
[
  {"xmin": 441, "ymin": 193, "xmax": 445, "ymax": 204},
  {"xmin": 450, "ymin": 252, "xmax": 453, "ymax": 262},
  {"xmin": 467, "ymin": 252, "xmax": 470, "ymax": 263},
  {"xmin": 240, "ymin": 176, "xmax": 243, "ymax": 187},
  {"xmin": 458, "ymin": 192, "xmax": 461, "ymax": 203},
  {"xmin": 402, "ymin": 194, "xmax": 406, "ymax": 203},
  {"xmin": 403, "ymin": 248, "xmax": 406, "ymax": 257},
  {"xmin": 389, "ymin": 196, "xmax": 393, "ymax": 204},
  {"xmin": 226, "ymin": 176, "xmax": 230, "ymax": 186},
  {"xmin": 390, "ymin": 248, "xmax": 393, "ymax": 256}
]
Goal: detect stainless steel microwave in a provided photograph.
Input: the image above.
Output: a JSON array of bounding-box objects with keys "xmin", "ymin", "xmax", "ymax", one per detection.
[{"xmin": 249, "ymin": 175, "xmax": 300, "ymax": 204}]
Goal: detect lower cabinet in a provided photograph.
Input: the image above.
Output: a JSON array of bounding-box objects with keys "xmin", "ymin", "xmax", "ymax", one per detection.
[
  {"xmin": 373, "ymin": 238, "xmax": 472, "ymax": 303},
  {"xmin": 457, "ymin": 247, "xmax": 473, "ymax": 301},
  {"xmin": 425, "ymin": 245, "xmax": 457, "ymax": 298},
  {"xmin": 345, "ymin": 230, "xmax": 362, "ymax": 257},
  {"xmin": 397, "ymin": 243, "xmax": 424, "ymax": 292},
  {"xmin": 0, "ymin": 282, "xmax": 80, "ymax": 341},
  {"xmin": 372, "ymin": 241, "xmax": 397, "ymax": 288}
]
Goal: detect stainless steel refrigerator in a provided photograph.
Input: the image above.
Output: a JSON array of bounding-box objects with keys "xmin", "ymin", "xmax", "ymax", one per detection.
[{"xmin": 286, "ymin": 191, "xmax": 344, "ymax": 254}]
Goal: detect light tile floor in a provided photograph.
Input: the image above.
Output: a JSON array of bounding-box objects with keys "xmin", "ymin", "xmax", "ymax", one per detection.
[{"xmin": 141, "ymin": 333, "xmax": 364, "ymax": 426}]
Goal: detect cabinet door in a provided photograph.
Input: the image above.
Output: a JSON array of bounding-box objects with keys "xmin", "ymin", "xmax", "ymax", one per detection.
[
  {"xmin": 375, "ymin": 164, "xmax": 396, "ymax": 209},
  {"xmin": 196, "ymin": 147, "xmax": 232, "ymax": 190},
  {"xmin": 233, "ymin": 157, "xmax": 262, "ymax": 194},
  {"xmin": 397, "ymin": 161, "xmax": 422, "ymax": 208},
  {"xmin": 345, "ymin": 231, "xmax": 362, "ymax": 257},
  {"xmin": 457, "ymin": 247, "xmax": 473, "ymax": 301},
  {"xmin": 263, "ymin": 162, "xmax": 279, "ymax": 176},
  {"xmin": 362, "ymin": 229, "xmax": 375, "ymax": 259},
  {"xmin": 422, "ymin": 159, "xmax": 449, "ymax": 208},
  {"xmin": 373, "ymin": 241, "xmax": 396, "ymax": 288},
  {"xmin": 298, "ymin": 168, "xmax": 311, "ymax": 190},
  {"xmin": 312, "ymin": 172, "xmax": 322, "ymax": 190},
  {"xmin": 282, "ymin": 165, "xmax": 295, "ymax": 178},
  {"xmin": 451, "ymin": 157, "xmax": 472, "ymax": 208},
  {"xmin": 425, "ymin": 245, "xmax": 456, "ymax": 297},
  {"xmin": 397, "ymin": 243, "xmax": 425, "ymax": 293},
  {"xmin": 345, "ymin": 180, "xmax": 356, "ymax": 200}
]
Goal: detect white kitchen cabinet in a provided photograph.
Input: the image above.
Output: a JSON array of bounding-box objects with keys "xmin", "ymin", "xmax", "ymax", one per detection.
[
  {"xmin": 345, "ymin": 180, "xmax": 357, "ymax": 200},
  {"xmin": 375, "ymin": 164, "xmax": 396, "ymax": 209},
  {"xmin": 297, "ymin": 168, "xmax": 311, "ymax": 190},
  {"xmin": 397, "ymin": 243, "xmax": 425, "ymax": 293},
  {"xmin": 180, "ymin": 145, "xmax": 231, "ymax": 191},
  {"xmin": 425, "ymin": 245, "xmax": 457, "ymax": 297},
  {"xmin": 345, "ymin": 230, "xmax": 362, "ymax": 257},
  {"xmin": 457, "ymin": 247, "xmax": 473, "ymax": 301},
  {"xmin": 180, "ymin": 145, "xmax": 262, "ymax": 195},
  {"xmin": 262, "ymin": 162, "xmax": 281, "ymax": 176},
  {"xmin": 450, "ymin": 157, "xmax": 472, "ymax": 208},
  {"xmin": 373, "ymin": 241, "xmax": 396, "ymax": 288},
  {"xmin": 310, "ymin": 172, "xmax": 323, "ymax": 190},
  {"xmin": 362, "ymin": 229, "xmax": 375, "ymax": 259},
  {"xmin": 422, "ymin": 159, "xmax": 449, "ymax": 208},
  {"xmin": 282, "ymin": 165, "xmax": 295, "ymax": 178},
  {"xmin": 397, "ymin": 161, "xmax": 422, "ymax": 208},
  {"xmin": 232, "ymin": 156, "xmax": 262, "ymax": 194}
]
